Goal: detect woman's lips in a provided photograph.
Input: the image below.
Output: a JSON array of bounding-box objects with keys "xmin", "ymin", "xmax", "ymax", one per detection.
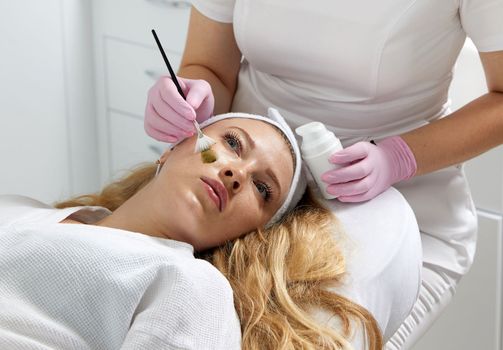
[
  {"xmin": 201, "ymin": 180, "xmax": 221, "ymax": 211},
  {"xmin": 200, "ymin": 177, "xmax": 228, "ymax": 212}
]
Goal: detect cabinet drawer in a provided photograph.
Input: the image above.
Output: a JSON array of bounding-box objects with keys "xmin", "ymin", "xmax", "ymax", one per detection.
[
  {"xmin": 465, "ymin": 146, "xmax": 503, "ymax": 213},
  {"xmin": 109, "ymin": 111, "xmax": 168, "ymax": 177},
  {"xmin": 94, "ymin": 0, "xmax": 190, "ymax": 50},
  {"xmin": 106, "ymin": 38, "xmax": 182, "ymax": 117}
]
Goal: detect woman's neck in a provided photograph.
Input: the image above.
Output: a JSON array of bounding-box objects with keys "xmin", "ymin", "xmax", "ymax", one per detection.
[{"xmin": 94, "ymin": 183, "xmax": 173, "ymax": 240}]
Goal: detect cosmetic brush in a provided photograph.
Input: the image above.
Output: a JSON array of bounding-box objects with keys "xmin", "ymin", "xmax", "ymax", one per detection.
[{"xmin": 151, "ymin": 29, "xmax": 217, "ymax": 163}]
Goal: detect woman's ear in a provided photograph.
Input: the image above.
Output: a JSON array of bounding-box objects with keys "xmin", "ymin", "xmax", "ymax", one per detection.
[{"xmin": 159, "ymin": 148, "xmax": 173, "ymax": 164}]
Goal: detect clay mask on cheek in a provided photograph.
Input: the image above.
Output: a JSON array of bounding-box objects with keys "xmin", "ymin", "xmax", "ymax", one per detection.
[{"xmin": 201, "ymin": 149, "xmax": 217, "ymax": 163}]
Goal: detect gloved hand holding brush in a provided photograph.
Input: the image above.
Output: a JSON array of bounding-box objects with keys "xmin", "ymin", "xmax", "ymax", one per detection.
[{"xmin": 144, "ymin": 75, "xmax": 215, "ymax": 143}]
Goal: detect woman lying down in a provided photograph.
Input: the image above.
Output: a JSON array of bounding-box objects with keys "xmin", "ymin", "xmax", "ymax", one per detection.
[{"xmin": 0, "ymin": 109, "xmax": 421, "ymax": 349}]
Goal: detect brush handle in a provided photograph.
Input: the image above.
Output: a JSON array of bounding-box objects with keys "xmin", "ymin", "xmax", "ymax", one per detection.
[
  {"xmin": 152, "ymin": 29, "xmax": 207, "ymax": 145},
  {"xmin": 193, "ymin": 120, "xmax": 204, "ymax": 138},
  {"xmin": 151, "ymin": 29, "xmax": 186, "ymax": 100}
]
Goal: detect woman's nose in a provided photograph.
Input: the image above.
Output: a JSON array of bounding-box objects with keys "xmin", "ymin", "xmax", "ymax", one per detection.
[{"xmin": 222, "ymin": 168, "xmax": 243, "ymax": 191}]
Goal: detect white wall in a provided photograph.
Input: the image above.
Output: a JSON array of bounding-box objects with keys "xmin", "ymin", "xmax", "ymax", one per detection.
[
  {"xmin": 61, "ymin": 0, "xmax": 100, "ymax": 197},
  {"xmin": 0, "ymin": 0, "xmax": 98, "ymax": 204}
]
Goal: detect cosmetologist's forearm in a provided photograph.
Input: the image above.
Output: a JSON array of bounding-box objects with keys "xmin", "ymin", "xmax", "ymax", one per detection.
[{"xmin": 400, "ymin": 91, "xmax": 503, "ymax": 176}]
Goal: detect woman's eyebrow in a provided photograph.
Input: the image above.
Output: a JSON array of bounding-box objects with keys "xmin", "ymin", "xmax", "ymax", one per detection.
[{"xmin": 229, "ymin": 126, "xmax": 282, "ymax": 197}]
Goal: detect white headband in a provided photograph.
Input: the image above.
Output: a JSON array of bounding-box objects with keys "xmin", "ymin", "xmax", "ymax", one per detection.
[{"xmin": 173, "ymin": 107, "xmax": 307, "ymax": 228}]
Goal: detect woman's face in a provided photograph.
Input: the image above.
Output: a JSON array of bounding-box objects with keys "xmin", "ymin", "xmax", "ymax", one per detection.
[{"xmin": 152, "ymin": 118, "xmax": 294, "ymax": 251}]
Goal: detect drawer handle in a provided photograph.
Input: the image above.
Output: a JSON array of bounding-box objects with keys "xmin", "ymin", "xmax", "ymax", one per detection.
[
  {"xmin": 146, "ymin": 0, "xmax": 191, "ymax": 9},
  {"xmin": 149, "ymin": 144, "xmax": 164, "ymax": 156},
  {"xmin": 144, "ymin": 69, "xmax": 163, "ymax": 81}
]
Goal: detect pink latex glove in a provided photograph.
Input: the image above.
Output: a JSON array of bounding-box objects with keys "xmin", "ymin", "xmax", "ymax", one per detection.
[
  {"xmin": 144, "ymin": 75, "xmax": 215, "ymax": 143},
  {"xmin": 320, "ymin": 136, "xmax": 417, "ymax": 202}
]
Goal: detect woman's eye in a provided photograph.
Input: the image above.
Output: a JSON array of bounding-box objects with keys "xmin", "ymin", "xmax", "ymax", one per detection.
[
  {"xmin": 223, "ymin": 131, "xmax": 242, "ymax": 154},
  {"xmin": 255, "ymin": 181, "xmax": 273, "ymax": 202},
  {"xmin": 223, "ymin": 130, "xmax": 273, "ymax": 202}
]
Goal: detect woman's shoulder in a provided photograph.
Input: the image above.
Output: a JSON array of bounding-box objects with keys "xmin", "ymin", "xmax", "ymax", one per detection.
[{"xmin": 171, "ymin": 254, "xmax": 235, "ymax": 297}]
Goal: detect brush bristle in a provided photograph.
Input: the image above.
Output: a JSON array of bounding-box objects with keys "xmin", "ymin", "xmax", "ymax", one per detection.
[
  {"xmin": 201, "ymin": 149, "xmax": 217, "ymax": 163},
  {"xmin": 195, "ymin": 134, "xmax": 216, "ymax": 153}
]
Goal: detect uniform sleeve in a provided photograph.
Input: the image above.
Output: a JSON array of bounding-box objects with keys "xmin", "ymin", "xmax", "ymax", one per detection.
[
  {"xmin": 121, "ymin": 261, "xmax": 241, "ymax": 350},
  {"xmin": 460, "ymin": 0, "xmax": 503, "ymax": 52},
  {"xmin": 190, "ymin": 0, "xmax": 235, "ymax": 23}
]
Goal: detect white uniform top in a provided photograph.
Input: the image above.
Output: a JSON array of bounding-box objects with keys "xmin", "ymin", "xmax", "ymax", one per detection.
[
  {"xmin": 0, "ymin": 195, "xmax": 241, "ymax": 350},
  {"xmin": 191, "ymin": 0, "xmax": 503, "ymax": 145}
]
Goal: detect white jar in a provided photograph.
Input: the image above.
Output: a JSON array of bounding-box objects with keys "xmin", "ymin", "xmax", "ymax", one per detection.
[{"xmin": 295, "ymin": 122, "xmax": 343, "ymax": 200}]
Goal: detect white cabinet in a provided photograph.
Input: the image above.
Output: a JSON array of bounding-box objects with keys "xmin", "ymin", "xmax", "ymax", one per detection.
[
  {"xmin": 109, "ymin": 111, "xmax": 165, "ymax": 176},
  {"xmin": 94, "ymin": 0, "xmax": 190, "ymax": 50},
  {"xmin": 105, "ymin": 39, "xmax": 182, "ymax": 117},
  {"xmin": 0, "ymin": 0, "xmax": 98, "ymax": 203},
  {"xmin": 92, "ymin": 0, "xmax": 190, "ymax": 184}
]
